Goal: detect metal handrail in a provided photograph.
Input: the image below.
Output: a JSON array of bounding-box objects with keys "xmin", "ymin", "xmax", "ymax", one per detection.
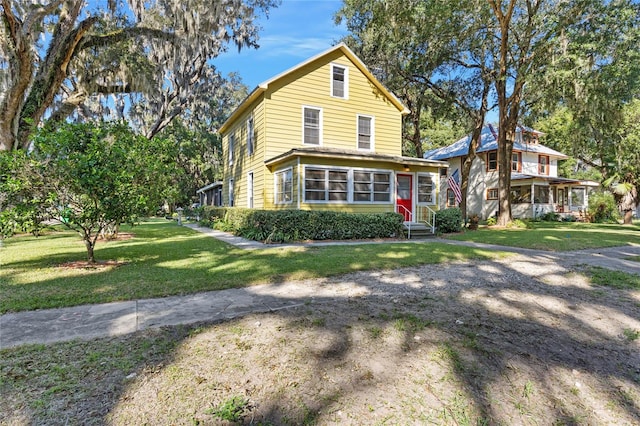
[
  {"xmin": 396, "ymin": 205, "xmax": 412, "ymax": 239},
  {"xmin": 416, "ymin": 205, "xmax": 437, "ymax": 234}
]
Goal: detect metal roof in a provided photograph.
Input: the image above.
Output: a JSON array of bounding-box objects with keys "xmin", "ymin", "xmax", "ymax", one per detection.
[{"xmin": 423, "ymin": 125, "xmax": 568, "ymax": 161}]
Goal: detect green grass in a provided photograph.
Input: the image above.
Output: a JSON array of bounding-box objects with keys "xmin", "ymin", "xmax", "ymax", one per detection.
[
  {"xmin": 625, "ymin": 255, "xmax": 640, "ymax": 263},
  {"xmin": 0, "ymin": 220, "xmax": 505, "ymax": 313},
  {"xmin": 445, "ymin": 221, "xmax": 640, "ymax": 251},
  {"xmin": 586, "ymin": 266, "xmax": 640, "ymax": 290}
]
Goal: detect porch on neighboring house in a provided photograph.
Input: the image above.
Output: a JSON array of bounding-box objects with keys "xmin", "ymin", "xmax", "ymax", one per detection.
[
  {"xmin": 196, "ymin": 182, "xmax": 223, "ymax": 207},
  {"xmin": 503, "ymin": 175, "xmax": 600, "ymax": 220}
]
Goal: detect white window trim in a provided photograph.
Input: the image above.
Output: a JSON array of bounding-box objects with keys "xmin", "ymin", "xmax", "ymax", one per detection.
[
  {"xmin": 330, "ymin": 63, "xmax": 349, "ymax": 99},
  {"xmin": 416, "ymin": 172, "xmax": 437, "ymax": 206},
  {"xmin": 356, "ymin": 114, "xmax": 375, "ymax": 151},
  {"xmin": 228, "ymin": 133, "xmax": 234, "ymax": 165},
  {"xmin": 302, "ymin": 105, "xmax": 323, "ymax": 146},
  {"xmin": 247, "ymin": 171, "xmax": 254, "ymax": 208},
  {"xmin": 303, "ymin": 165, "xmax": 349, "ymax": 204},
  {"xmin": 352, "ymin": 167, "xmax": 393, "ymax": 204},
  {"xmin": 246, "ymin": 115, "xmax": 254, "ymax": 156},
  {"xmin": 274, "ymin": 167, "xmax": 294, "ymax": 205},
  {"xmin": 302, "ymin": 165, "xmax": 394, "ymax": 204}
]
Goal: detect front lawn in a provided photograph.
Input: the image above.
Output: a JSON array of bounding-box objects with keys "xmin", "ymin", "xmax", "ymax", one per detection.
[
  {"xmin": 0, "ymin": 220, "xmax": 504, "ymax": 313},
  {"xmin": 444, "ymin": 221, "xmax": 640, "ymax": 251}
]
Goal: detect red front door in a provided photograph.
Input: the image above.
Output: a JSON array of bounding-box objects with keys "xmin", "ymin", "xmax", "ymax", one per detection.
[{"xmin": 396, "ymin": 174, "xmax": 413, "ymax": 221}]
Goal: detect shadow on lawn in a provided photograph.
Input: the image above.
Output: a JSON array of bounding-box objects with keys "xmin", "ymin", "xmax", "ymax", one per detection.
[{"xmin": 2, "ymin": 244, "xmax": 640, "ymax": 424}]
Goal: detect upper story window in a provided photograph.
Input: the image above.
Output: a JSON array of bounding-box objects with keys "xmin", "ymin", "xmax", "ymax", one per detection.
[
  {"xmin": 247, "ymin": 116, "xmax": 254, "ymax": 156},
  {"xmin": 303, "ymin": 106, "xmax": 322, "ymax": 145},
  {"xmin": 487, "ymin": 151, "xmax": 497, "ymax": 171},
  {"xmin": 511, "ymin": 152, "xmax": 522, "ymax": 172},
  {"xmin": 228, "ymin": 134, "xmax": 234, "ymax": 165},
  {"xmin": 538, "ymin": 155, "xmax": 550, "ymax": 175},
  {"xmin": 357, "ymin": 115, "xmax": 374, "ymax": 150},
  {"xmin": 331, "ymin": 64, "xmax": 348, "ymax": 99}
]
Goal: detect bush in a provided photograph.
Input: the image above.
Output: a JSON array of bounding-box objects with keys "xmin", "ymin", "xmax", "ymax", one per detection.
[
  {"xmin": 486, "ymin": 216, "xmax": 497, "ymax": 226},
  {"xmin": 540, "ymin": 212, "xmax": 560, "ymax": 222},
  {"xmin": 507, "ymin": 219, "xmax": 530, "ymax": 229},
  {"xmin": 436, "ymin": 207, "xmax": 462, "ymax": 233},
  {"xmin": 199, "ymin": 207, "xmax": 405, "ymax": 243},
  {"xmin": 588, "ymin": 191, "xmax": 620, "ymax": 223}
]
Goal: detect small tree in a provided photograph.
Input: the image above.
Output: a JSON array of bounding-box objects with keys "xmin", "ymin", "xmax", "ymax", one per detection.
[{"xmin": 1, "ymin": 122, "xmax": 178, "ymax": 262}]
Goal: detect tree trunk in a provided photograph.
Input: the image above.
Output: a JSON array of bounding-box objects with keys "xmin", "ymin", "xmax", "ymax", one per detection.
[
  {"xmin": 84, "ymin": 239, "xmax": 96, "ymax": 263},
  {"xmin": 460, "ymin": 80, "xmax": 491, "ymax": 220},
  {"xmin": 17, "ymin": 12, "xmax": 98, "ymax": 149},
  {"xmin": 623, "ymin": 210, "xmax": 633, "ymax": 225}
]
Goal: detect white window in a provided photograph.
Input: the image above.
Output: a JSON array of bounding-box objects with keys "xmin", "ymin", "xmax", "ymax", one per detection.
[
  {"xmin": 357, "ymin": 115, "xmax": 374, "ymax": 151},
  {"xmin": 228, "ymin": 134, "xmax": 234, "ymax": 165},
  {"xmin": 331, "ymin": 64, "xmax": 348, "ymax": 98},
  {"xmin": 247, "ymin": 172, "xmax": 254, "ymax": 208},
  {"xmin": 571, "ymin": 187, "xmax": 586, "ymax": 206},
  {"xmin": 303, "ymin": 107, "xmax": 322, "ymax": 145},
  {"xmin": 228, "ymin": 178, "xmax": 234, "ymax": 207},
  {"xmin": 304, "ymin": 167, "xmax": 348, "ymax": 202},
  {"xmin": 353, "ymin": 170, "xmax": 391, "ymax": 202},
  {"xmin": 417, "ymin": 174, "xmax": 434, "ymax": 204},
  {"xmin": 275, "ymin": 168, "xmax": 293, "ymax": 204},
  {"xmin": 247, "ymin": 116, "xmax": 254, "ymax": 156}
]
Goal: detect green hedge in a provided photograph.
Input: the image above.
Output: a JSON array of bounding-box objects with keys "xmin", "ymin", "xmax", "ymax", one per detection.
[
  {"xmin": 436, "ymin": 207, "xmax": 462, "ymax": 233},
  {"xmin": 199, "ymin": 207, "xmax": 405, "ymax": 243}
]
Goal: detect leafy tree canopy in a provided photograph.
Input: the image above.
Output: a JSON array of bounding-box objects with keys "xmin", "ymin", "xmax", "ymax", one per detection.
[
  {"xmin": 0, "ymin": 122, "xmax": 180, "ymax": 262},
  {"xmin": 0, "ymin": 0, "xmax": 278, "ymax": 151}
]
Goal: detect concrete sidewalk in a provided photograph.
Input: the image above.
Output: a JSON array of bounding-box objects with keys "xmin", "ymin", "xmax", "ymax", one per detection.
[
  {"xmin": 0, "ymin": 281, "xmax": 338, "ymax": 349},
  {"xmin": 2, "ymin": 225, "xmax": 639, "ymax": 350}
]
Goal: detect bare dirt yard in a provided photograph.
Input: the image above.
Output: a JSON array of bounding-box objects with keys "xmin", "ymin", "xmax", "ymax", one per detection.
[{"xmin": 2, "ymin": 252, "xmax": 640, "ymax": 425}]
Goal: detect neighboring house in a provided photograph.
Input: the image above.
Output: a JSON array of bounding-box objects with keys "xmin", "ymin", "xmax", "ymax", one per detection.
[
  {"xmin": 218, "ymin": 43, "xmax": 447, "ymax": 230},
  {"xmin": 424, "ymin": 125, "xmax": 599, "ymax": 220},
  {"xmin": 196, "ymin": 182, "xmax": 223, "ymax": 207}
]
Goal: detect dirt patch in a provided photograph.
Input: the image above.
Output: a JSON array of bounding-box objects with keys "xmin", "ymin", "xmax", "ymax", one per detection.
[
  {"xmin": 57, "ymin": 259, "xmax": 129, "ymax": 270},
  {"xmin": 2, "ymin": 254, "xmax": 639, "ymax": 425},
  {"xmin": 98, "ymin": 232, "xmax": 134, "ymax": 242}
]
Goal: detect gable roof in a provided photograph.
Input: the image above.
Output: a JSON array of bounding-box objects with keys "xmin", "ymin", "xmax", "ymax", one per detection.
[
  {"xmin": 218, "ymin": 43, "xmax": 410, "ymax": 134},
  {"xmin": 423, "ymin": 125, "xmax": 568, "ymax": 161}
]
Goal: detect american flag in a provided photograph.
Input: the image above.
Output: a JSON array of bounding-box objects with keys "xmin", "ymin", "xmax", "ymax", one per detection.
[{"xmin": 448, "ymin": 169, "xmax": 462, "ymax": 205}]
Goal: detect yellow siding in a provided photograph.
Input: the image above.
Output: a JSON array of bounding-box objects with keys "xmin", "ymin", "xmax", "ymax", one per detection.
[
  {"xmin": 222, "ymin": 98, "xmax": 267, "ymax": 207},
  {"xmin": 266, "ymin": 156, "xmax": 441, "ymax": 213},
  {"xmin": 219, "ymin": 46, "xmax": 445, "ymax": 216},
  {"xmin": 263, "ymin": 50, "xmax": 402, "ymax": 160}
]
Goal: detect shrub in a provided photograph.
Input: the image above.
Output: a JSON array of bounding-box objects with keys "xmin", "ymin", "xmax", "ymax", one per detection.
[
  {"xmin": 588, "ymin": 191, "xmax": 620, "ymax": 223},
  {"xmin": 436, "ymin": 207, "xmax": 462, "ymax": 233},
  {"xmin": 540, "ymin": 212, "xmax": 560, "ymax": 222},
  {"xmin": 199, "ymin": 207, "xmax": 405, "ymax": 243},
  {"xmin": 506, "ymin": 219, "xmax": 529, "ymax": 229},
  {"xmin": 486, "ymin": 216, "xmax": 497, "ymax": 226}
]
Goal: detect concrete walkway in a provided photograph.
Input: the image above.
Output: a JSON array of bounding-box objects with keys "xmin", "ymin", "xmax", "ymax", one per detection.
[{"xmin": 2, "ymin": 226, "xmax": 639, "ymax": 349}]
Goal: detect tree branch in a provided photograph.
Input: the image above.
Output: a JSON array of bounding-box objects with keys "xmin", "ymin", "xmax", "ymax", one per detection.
[{"xmin": 79, "ymin": 26, "xmax": 177, "ymax": 51}]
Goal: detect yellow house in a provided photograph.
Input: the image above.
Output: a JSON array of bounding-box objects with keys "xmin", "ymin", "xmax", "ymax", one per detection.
[{"xmin": 218, "ymin": 43, "xmax": 447, "ymax": 229}]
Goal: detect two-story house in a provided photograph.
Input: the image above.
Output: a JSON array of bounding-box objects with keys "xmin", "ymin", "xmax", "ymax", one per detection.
[
  {"xmin": 218, "ymin": 43, "xmax": 447, "ymax": 228},
  {"xmin": 424, "ymin": 124, "xmax": 599, "ymax": 219}
]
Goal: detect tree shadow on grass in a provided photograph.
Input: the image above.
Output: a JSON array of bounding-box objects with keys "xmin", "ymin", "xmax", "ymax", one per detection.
[{"xmin": 2, "ymin": 250, "xmax": 640, "ymax": 424}]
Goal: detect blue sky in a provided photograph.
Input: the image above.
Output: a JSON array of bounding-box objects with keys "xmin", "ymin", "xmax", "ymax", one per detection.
[{"xmin": 214, "ymin": 0, "xmax": 347, "ymax": 89}]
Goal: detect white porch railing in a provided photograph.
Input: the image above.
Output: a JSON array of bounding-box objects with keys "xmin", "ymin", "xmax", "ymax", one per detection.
[
  {"xmin": 396, "ymin": 205, "xmax": 413, "ymax": 239},
  {"xmin": 416, "ymin": 205, "xmax": 437, "ymax": 234},
  {"xmin": 396, "ymin": 205, "xmax": 437, "ymax": 238}
]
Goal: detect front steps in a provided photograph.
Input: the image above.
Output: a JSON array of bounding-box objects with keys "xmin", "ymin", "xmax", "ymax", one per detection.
[{"xmin": 403, "ymin": 222, "xmax": 436, "ymax": 239}]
